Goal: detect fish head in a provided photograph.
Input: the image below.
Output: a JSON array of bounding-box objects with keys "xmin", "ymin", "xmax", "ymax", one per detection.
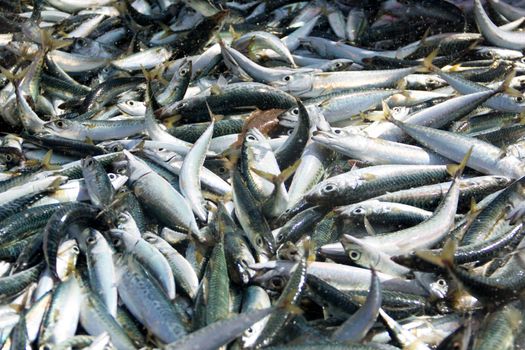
[
  {"xmin": 117, "ymin": 100, "xmax": 146, "ymax": 116},
  {"xmin": 270, "ymin": 72, "xmax": 313, "ymax": 97},
  {"xmin": 305, "ymin": 177, "xmax": 345, "ymax": 206},
  {"xmin": 322, "ymin": 59, "xmax": 353, "ymax": 72},
  {"xmin": 122, "ymin": 149, "xmax": 152, "ymax": 184},
  {"xmin": 340, "ymin": 234, "xmax": 380, "ymax": 268},
  {"xmin": 108, "ymin": 228, "xmax": 138, "ymax": 252},
  {"xmin": 250, "ymin": 261, "xmax": 293, "ymax": 292},
  {"xmin": 98, "ymin": 140, "xmax": 127, "ymax": 153},
  {"xmin": 116, "ymin": 211, "xmax": 141, "ymax": 238},
  {"xmin": 43, "ymin": 119, "xmax": 80, "ymax": 139}
]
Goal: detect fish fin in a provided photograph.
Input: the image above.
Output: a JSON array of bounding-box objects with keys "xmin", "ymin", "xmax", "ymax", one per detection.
[
  {"xmin": 0, "ymin": 65, "xmax": 19, "ymax": 85},
  {"xmin": 84, "ymin": 137, "xmax": 95, "ymax": 145},
  {"xmin": 498, "ymin": 69, "xmax": 521, "ymax": 96},
  {"xmin": 444, "ymin": 63, "xmax": 462, "ymax": 72},
  {"xmin": 158, "ymin": 22, "xmax": 174, "ymax": 37},
  {"xmin": 40, "ymin": 29, "xmax": 72, "ymax": 51},
  {"xmin": 415, "ymin": 238, "xmax": 457, "ymax": 269},
  {"xmin": 420, "ymin": 27, "xmax": 431, "ymax": 46},
  {"xmin": 469, "ymin": 197, "xmax": 479, "ymax": 214},
  {"xmin": 205, "ymin": 101, "xmax": 222, "ymax": 122},
  {"xmin": 131, "ymin": 139, "xmax": 145, "ymax": 151},
  {"xmin": 49, "ymin": 176, "xmax": 65, "ymax": 190},
  {"xmin": 140, "ymin": 66, "xmax": 154, "ymax": 82},
  {"xmin": 0, "ymin": 65, "xmax": 28, "ymax": 87},
  {"xmin": 519, "ymin": 112, "xmax": 525, "ymax": 125},
  {"xmin": 467, "ymin": 38, "xmax": 482, "ymax": 52},
  {"xmin": 363, "ymin": 216, "xmax": 377, "ymax": 236},
  {"xmin": 446, "ymin": 146, "xmax": 472, "ymax": 179},
  {"xmin": 41, "ymin": 149, "xmax": 54, "ymax": 169},
  {"xmin": 210, "ymin": 84, "xmax": 223, "ymax": 96},
  {"xmin": 250, "ymin": 159, "xmax": 300, "ymax": 188},
  {"xmin": 421, "ymin": 48, "xmax": 440, "ymax": 73},
  {"xmin": 125, "ymin": 33, "xmax": 137, "ymax": 56},
  {"xmin": 302, "ymin": 237, "xmax": 315, "ymax": 262},
  {"xmin": 23, "ymin": 159, "xmax": 41, "ymax": 167},
  {"xmin": 163, "ymin": 115, "xmax": 181, "ymax": 128},
  {"xmin": 228, "ymin": 25, "xmax": 240, "ymax": 42},
  {"xmin": 381, "ymin": 100, "xmax": 395, "ymax": 123},
  {"xmin": 396, "ymin": 78, "xmax": 408, "ymax": 92}
]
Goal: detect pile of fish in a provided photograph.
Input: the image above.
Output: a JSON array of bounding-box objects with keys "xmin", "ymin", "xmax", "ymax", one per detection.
[{"xmin": 4, "ymin": 0, "xmax": 525, "ymax": 348}]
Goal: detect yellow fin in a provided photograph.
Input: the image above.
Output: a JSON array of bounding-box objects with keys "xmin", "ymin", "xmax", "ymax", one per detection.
[
  {"xmin": 49, "ymin": 177, "xmax": 65, "ymax": 190},
  {"xmin": 396, "ymin": 78, "xmax": 407, "ymax": 92},
  {"xmin": 250, "ymin": 159, "xmax": 300, "ymax": 188},
  {"xmin": 422, "ymin": 48, "xmax": 440, "ymax": 72},
  {"xmin": 469, "ymin": 197, "xmax": 479, "ymax": 214},
  {"xmin": 381, "ymin": 100, "xmax": 394, "ymax": 122},
  {"xmin": 40, "ymin": 29, "xmax": 72, "ymax": 51},
  {"xmin": 446, "ymin": 146, "xmax": 472, "ymax": 179},
  {"xmin": 415, "ymin": 238, "xmax": 457, "ymax": 268},
  {"xmin": 445, "ymin": 63, "xmax": 462, "ymax": 72},
  {"xmin": 228, "ymin": 25, "xmax": 240, "ymax": 42},
  {"xmin": 210, "ymin": 84, "xmax": 223, "ymax": 96}
]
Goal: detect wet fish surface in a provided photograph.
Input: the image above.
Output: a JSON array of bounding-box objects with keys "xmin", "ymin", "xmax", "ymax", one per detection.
[{"xmin": 2, "ymin": 0, "xmax": 525, "ymax": 349}]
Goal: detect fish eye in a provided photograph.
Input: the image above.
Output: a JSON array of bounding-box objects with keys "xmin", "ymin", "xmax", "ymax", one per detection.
[
  {"xmin": 349, "ymin": 250, "xmax": 361, "ymax": 261},
  {"xmin": 55, "ymin": 120, "xmax": 65, "ymax": 128},
  {"xmin": 180, "ymin": 68, "xmax": 188, "ymax": 76},
  {"xmin": 352, "ymin": 207, "xmax": 365, "ymax": 215},
  {"xmin": 517, "ymin": 96, "xmax": 524, "ymax": 102},
  {"xmin": 393, "ymin": 107, "xmax": 402, "ymax": 113},
  {"xmin": 335, "ymin": 62, "xmax": 342, "ymax": 68},
  {"xmin": 128, "ymin": 101, "xmax": 134, "ymax": 106},
  {"xmin": 270, "ymin": 276, "xmax": 284, "ymax": 289},
  {"xmin": 108, "ymin": 173, "xmax": 116, "ymax": 180},
  {"xmin": 437, "ymin": 278, "xmax": 447, "ymax": 287},
  {"xmin": 283, "ymin": 75, "xmax": 292, "ymax": 82},
  {"xmin": 86, "ymin": 236, "xmax": 97, "ymax": 245},
  {"xmin": 117, "ymin": 167, "xmax": 126, "ymax": 175},
  {"xmin": 245, "ymin": 327, "xmax": 253, "ymax": 334},
  {"xmin": 277, "ymin": 233, "xmax": 284, "ymax": 242},
  {"xmin": 218, "ymin": 166, "xmax": 226, "ymax": 174},
  {"xmin": 287, "ymin": 129, "xmax": 294, "ymax": 136},
  {"xmin": 333, "ymin": 129, "xmax": 342, "ymax": 134},
  {"xmin": 5, "ymin": 154, "xmax": 12, "ymax": 162},
  {"xmin": 111, "ymin": 145, "xmax": 122, "ymax": 152},
  {"xmin": 72, "ymin": 245, "xmax": 80, "ymax": 254},
  {"xmin": 158, "ymin": 147, "xmax": 165, "ymax": 152},
  {"xmin": 292, "ymin": 108, "xmax": 299, "ymax": 115},
  {"xmin": 112, "ymin": 238, "xmax": 121, "ymax": 246},
  {"xmin": 246, "ymin": 134, "xmax": 257, "ymax": 142},
  {"xmin": 145, "ymin": 235, "xmax": 157, "ymax": 243},
  {"xmin": 85, "ymin": 158, "xmax": 94, "ymax": 167},
  {"xmin": 496, "ymin": 176, "xmax": 508, "ymax": 184},
  {"xmin": 322, "ymin": 183, "xmax": 336, "ymax": 193},
  {"xmin": 76, "ymin": 38, "xmax": 87, "ymax": 47},
  {"xmin": 175, "ymin": 102, "xmax": 187, "ymax": 110},
  {"xmin": 255, "ymin": 236, "xmax": 264, "ymax": 247}
]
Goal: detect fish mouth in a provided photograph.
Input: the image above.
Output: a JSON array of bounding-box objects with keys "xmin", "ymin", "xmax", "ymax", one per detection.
[{"xmin": 311, "ymin": 130, "xmax": 338, "ymax": 143}]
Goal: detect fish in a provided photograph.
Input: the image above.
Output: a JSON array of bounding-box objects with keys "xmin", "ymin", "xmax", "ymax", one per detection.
[{"xmin": 1, "ymin": 1, "xmax": 525, "ymax": 349}]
